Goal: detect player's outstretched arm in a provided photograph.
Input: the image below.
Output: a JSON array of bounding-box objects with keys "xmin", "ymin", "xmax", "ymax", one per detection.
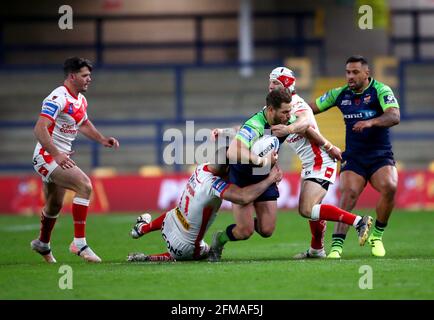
[
  {"xmin": 222, "ymin": 165, "xmax": 283, "ymax": 205},
  {"xmin": 304, "ymin": 126, "xmax": 342, "ymax": 161},
  {"xmin": 211, "ymin": 126, "xmax": 240, "ymax": 141},
  {"xmin": 34, "ymin": 116, "xmax": 76, "ymax": 169},
  {"xmin": 352, "ymin": 107, "xmax": 400, "ymax": 133},
  {"xmin": 79, "ymin": 120, "xmax": 120, "ymax": 148},
  {"xmin": 309, "ymin": 102, "xmax": 322, "ymax": 115}
]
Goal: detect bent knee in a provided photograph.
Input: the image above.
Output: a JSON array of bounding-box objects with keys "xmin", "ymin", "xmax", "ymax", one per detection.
[
  {"xmin": 298, "ymin": 205, "xmax": 312, "ymax": 219},
  {"xmin": 257, "ymin": 228, "xmax": 274, "ymax": 238},
  {"xmin": 380, "ymin": 183, "xmax": 397, "ymax": 199},
  {"xmin": 78, "ymin": 178, "xmax": 93, "ymax": 196}
]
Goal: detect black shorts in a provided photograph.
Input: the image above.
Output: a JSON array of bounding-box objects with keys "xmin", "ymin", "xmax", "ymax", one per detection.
[
  {"xmin": 340, "ymin": 151, "xmax": 396, "ymax": 180},
  {"xmin": 229, "ymin": 164, "xmax": 279, "ymax": 202},
  {"xmin": 305, "ymin": 178, "xmax": 330, "ymax": 191}
]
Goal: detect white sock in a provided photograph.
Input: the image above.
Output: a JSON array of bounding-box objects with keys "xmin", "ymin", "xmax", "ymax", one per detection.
[
  {"xmin": 309, "ymin": 247, "xmax": 324, "ymax": 254},
  {"xmin": 310, "ymin": 204, "xmax": 321, "ymax": 221},
  {"xmin": 74, "ymin": 237, "xmax": 87, "ymax": 248},
  {"xmin": 353, "ymin": 216, "xmax": 362, "ymax": 227}
]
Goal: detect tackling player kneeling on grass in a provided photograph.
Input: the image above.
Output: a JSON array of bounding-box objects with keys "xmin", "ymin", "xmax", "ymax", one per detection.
[
  {"xmin": 30, "ymin": 57, "xmax": 119, "ymax": 263},
  {"xmin": 127, "ymin": 147, "xmax": 283, "ymax": 262}
]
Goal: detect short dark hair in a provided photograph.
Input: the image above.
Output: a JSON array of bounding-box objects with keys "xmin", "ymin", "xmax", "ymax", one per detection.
[
  {"xmin": 266, "ymin": 88, "xmax": 292, "ymax": 109},
  {"xmin": 63, "ymin": 57, "xmax": 93, "ymax": 77},
  {"xmin": 346, "ymin": 55, "xmax": 368, "ymax": 66}
]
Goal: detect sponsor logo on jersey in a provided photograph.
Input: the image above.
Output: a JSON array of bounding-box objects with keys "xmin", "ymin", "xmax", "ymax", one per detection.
[
  {"xmin": 162, "ymin": 232, "xmax": 183, "ymax": 256},
  {"xmin": 325, "ymin": 167, "xmax": 334, "ymax": 179},
  {"xmin": 212, "ymin": 178, "xmax": 228, "ymax": 194},
  {"xmin": 341, "ymin": 99, "xmax": 352, "ymax": 106},
  {"xmin": 362, "ymin": 110, "xmax": 377, "ymax": 118},
  {"xmin": 38, "ymin": 166, "xmax": 49, "ymax": 177},
  {"xmin": 60, "ymin": 124, "xmax": 78, "ymax": 134},
  {"xmin": 363, "ymin": 94, "xmax": 371, "ymax": 104},
  {"xmin": 67, "ymin": 103, "xmax": 74, "ymax": 115},
  {"xmin": 383, "ymin": 94, "xmax": 396, "ymax": 104},
  {"xmin": 41, "ymin": 101, "xmax": 59, "ymax": 117},
  {"xmin": 344, "ymin": 113, "xmax": 364, "ymax": 119},
  {"xmin": 238, "ymin": 126, "xmax": 257, "ymax": 142},
  {"xmin": 320, "ymin": 92, "xmax": 329, "ymax": 102},
  {"xmin": 286, "ymin": 135, "xmax": 303, "ymax": 143},
  {"xmin": 175, "ymin": 207, "xmax": 190, "ymax": 231}
]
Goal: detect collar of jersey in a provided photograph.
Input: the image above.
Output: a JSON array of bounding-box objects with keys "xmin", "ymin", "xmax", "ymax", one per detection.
[{"xmin": 350, "ymin": 77, "xmax": 374, "ymax": 95}]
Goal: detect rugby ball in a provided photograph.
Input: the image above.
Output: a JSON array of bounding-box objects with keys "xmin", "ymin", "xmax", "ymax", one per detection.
[{"xmin": 251, "ymin": 135, "xmax": 279, "ymax": 157}]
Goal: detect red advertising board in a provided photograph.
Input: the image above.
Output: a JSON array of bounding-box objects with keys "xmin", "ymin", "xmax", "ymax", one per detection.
[{"xmin": 1, "ymin": 171, "xmax": 433, "ymax": 214}]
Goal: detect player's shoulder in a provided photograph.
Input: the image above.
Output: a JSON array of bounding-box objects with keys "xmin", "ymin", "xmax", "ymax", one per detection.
[
  {"xmin": 243, "ymin": 110, "xmax": 267, "ymax": 130},
  {"xmin": 372, "ymin": 78, "xmax": 395, "ymax": 95},
  {"xmin": 195, "ymin": 164, "xmax": 224, "ymax": 192},
  {"xmin": 43, "ymin": 86, "xmax": 68, "ymax": 106},
  {"xmin": 291, "ymin": 94, "xmax": 310, "ymax": 112},
  {"xmin": 318, "ymin": 84, "xmax": 348, "ymax": 102},
  {"xmin": 195, "ymin": 163, "xmax": 216, "ymax": 181}
]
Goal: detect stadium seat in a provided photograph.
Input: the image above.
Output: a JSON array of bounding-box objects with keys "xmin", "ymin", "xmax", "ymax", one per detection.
[
  {"xmin": 395, "ymin": 160, "xmax": 405, "ymax": 172},
  {"xmin": 139, "ymin": 165, "xmax": 164, "ymax": 177},
  {"xmin": 92, "ymin": 167, "xmax": 117, "ymax": 177},
  {"xmin": 313, "ymin": 77, "xmax": 346, "ymax": 151},
  {"xmin": 428, "ymin": 160, "xmax": 434, "ymax": 172}
]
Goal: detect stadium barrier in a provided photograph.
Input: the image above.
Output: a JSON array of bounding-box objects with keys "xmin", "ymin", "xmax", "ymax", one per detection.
[{"xmin": 1, "ymin": 170, "xmax": 433, "ymax": 214}]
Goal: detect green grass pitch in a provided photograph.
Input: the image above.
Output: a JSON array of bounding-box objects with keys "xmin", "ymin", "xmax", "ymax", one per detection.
[{"xmin": 0, "ymin": 210, "xmax": 433, "ymax": 299}]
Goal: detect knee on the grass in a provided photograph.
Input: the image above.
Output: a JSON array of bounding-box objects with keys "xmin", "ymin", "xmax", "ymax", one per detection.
[{"xmin": 255, "ymin": 223, "xmax": 275, "ymax": 238}]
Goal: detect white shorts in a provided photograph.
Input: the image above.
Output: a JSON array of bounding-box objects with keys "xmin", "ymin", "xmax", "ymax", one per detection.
[
  {"xmin": 32, "ymin": 152, "xmax": 59, "ymax": 183},
  {"xmin": 161, "ymin": 208, "xmax": 210, "ymax": 261},
  {"xmin": 301, "ymin": 159, "xmax": 337, "ymax": 184}
]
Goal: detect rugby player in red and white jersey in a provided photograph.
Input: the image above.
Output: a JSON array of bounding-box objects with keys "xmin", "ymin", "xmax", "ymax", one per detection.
[
  {"xmin": 30, "ymin": 57, "xmax": 119, "ymax": 263},
  {"xmin": 211, "ymin": 67, "xmax": 372, "ymax": 260},
  {"xmin": 127, "ymin": 148, "xmax": 282, "ymax": 262}
]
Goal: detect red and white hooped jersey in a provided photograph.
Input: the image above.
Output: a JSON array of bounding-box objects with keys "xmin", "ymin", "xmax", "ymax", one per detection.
[
  {"xmin": 169, "ymin": 163, "xmax": 231, "ymax": 246},
  {"xmin": 286, "ymin": 94, "xmax": 336, "ymax": 176},
  {"xmin": 33, "ymin": 85, "xmax": 88, "ymax": 158}
]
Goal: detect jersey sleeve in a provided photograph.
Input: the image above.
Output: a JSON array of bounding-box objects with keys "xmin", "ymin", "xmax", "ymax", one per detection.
[
  {"xmin": 315, "ymin": 87, "xmax": 343, "ymax": 111},
  {"xmin": 210, "ymin": 177, "xmax": 231, "ymax": 198},
  {"xmin": 376, "ymin": 83, "xmax": 399, "ymax": 111},
  {"xmin": 40, "ymin": 99, "xmax": 62, "ymax": 122},
  {"xmin": 235, "ymin": 124, "xmax": 261, "ymax": 149}
]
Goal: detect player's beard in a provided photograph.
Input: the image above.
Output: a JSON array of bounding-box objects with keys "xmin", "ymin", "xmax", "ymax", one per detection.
[{"xmin": 80, "ymin": 83, "xmax": 90, "ymax": 93}]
